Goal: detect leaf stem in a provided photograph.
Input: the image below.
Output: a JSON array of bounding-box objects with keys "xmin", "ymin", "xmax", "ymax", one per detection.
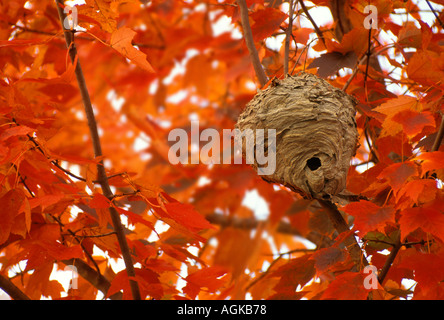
[
  {"xmin": 55, "ymin": 0, "xmax": 141, "ymax": 300},
  {"xmin": 236, "ymin": 0, "xmax": 268, "ymax": 87}
]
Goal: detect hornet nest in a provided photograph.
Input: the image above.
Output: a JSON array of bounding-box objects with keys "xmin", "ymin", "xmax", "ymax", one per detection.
[{"xmin": 235, "ymin": 72, "xmax": 359, "ymax": 200}]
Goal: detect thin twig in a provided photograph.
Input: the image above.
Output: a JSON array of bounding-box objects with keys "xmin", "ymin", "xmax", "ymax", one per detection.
[
  {"xmin": 292, "ymin": 37, "xmax": 317, "ymax": 74},
  {"xmin": 431, "ymin": 115, "xmax": 444, "ymax": 152},
  {"xmin": 363, "ymin": 117, "xmax": 379, "ymax": 163},
  {"xmin": 378, "ymin": 236, "xmax": 402, "ymax": 284},
  {"xmin": 236, "ymin": 0, "xmax": 268, "ymax": 87},
  {"xmin": 284, "ymin": 0, "xmax": 295, "ymax": 76},
  {"xmin": 65, "ymin": 231, "xmax": 117, "ymax": 238},
  {"xmin": 8, "ymin": 22, "xmax": 165, "ymax": 49},
  {"xmin": 51, "ymin": 214, "xmax": 102, "ymax": 274},
  {"xmin": 245, "ymin": 253, "xmax": 284, "ymax": 292},
  {"xmin": 298, "ymin": 0, "xmax": 325, "ymax": 46},
  {"xmin": 55, "ymin": 0, "xmax": 141, "ymax": 300},
  {"xmin": 23, "ymin": 131, "xmax": 87, "ymax": 182},
  {"xmin": 425, "ymin": 0, "xmax": 444, "ymax": 29},
  {"xmin": 363, "ymin": 24, "xmax": 373, "ymax": 99},
  {"xmin": 26, "ymin": 130, "xmax": 127, "ymax": 183},
  {"xmin": 342, "ymin": 53, "xmax": 368, "ymax": 92},
  {"xmin": 14, "ymin": 166, "xmax": 35, "ymax": 197}
]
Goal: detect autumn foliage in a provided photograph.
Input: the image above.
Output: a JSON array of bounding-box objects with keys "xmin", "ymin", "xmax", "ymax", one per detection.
[{"xmin": 0, "ymin": 0, "xmax": 443, "ymax": 300}]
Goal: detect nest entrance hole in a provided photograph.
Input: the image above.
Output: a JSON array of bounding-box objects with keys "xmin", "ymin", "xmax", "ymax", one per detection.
[{"xmin": 307, "ymin": 157, "xmax": 321, "ymax": 171}]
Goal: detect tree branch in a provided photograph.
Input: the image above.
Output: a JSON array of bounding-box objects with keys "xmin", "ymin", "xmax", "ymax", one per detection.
[
  {"xmin": 284, "ymin": 0, "xmax": 295, "ymax": 76},
  {"xmin": 318, "ymin": 199, "xmax": 369, "ymax": 269},
  {"xmin": 236, "ymin": 0, "xmax": 268, "ymax": 87},
  {"xmin": 342, "ymin": 53, "xmax": 368, "ymax": 92},
  {"xmin": 62, "ymin": 259, "xmax": 122, "ymax": 300},
  {"xmin": 55, "ymin": 0, "xmax": 141, "ymax": 300},
  {"xmin": 377, "ymin": 236, "xmax": 401, "ymax": 284},
  {"xmin": 298, "ymin": 0, "xmax": 326, "ymax": 46},
  {"xmin": 0, "ymin": 274, "xmax": 31, "ymax": 300},
  {"xmin": 432, "ymin": 114, "xmax": 444, "ymax": 152},
  {"xmin": 425, "ymin": 0, "xmax": 444, "ymax": 29},
  {"xmin": 205, "ymin": 212, "xmax": 333, "ymax": 248},
  {"xmin": 363, "ymin": 24, "xmax": 373, "ymax": 98}
]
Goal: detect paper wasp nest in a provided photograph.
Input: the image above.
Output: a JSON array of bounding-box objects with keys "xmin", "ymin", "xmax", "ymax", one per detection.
[{"xmin": 235, "ymin": 72, "xmax": 359, "ymax": 200}]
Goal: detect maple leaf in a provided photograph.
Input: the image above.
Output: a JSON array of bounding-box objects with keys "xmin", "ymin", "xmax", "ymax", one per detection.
[
  {"xmin": 391, "ymin": 109, "xmax": 435, "ymax": 138},
  {"xmin": 377, "ymin": 162, "xmax": 418, "ymax": 194},
  {"xmin": 416, "ymin": 151, "xmax": 444, "ymax": 175},
  {"xmin": 271, "ymin": 255, "xmax": 316, "ymax": 293},
  {"xmin": 321, "ymin": 272, "xmax": 369, "ymax": 300},
  {"xmin": 292, "ymin": 28, "xmax": 313, "ymax": 44},
  {"xmin": 308, "ymin": 51, "xmax": 357, "ymax": 78},
  {"xmin": 343, "ymin": 200, "xmax": 395, "ymax": 236},
  {"xmin": 148, "ymin": 194, "xmax": 214, "ymax": 237},
  {"xmin": 182, "ymin": 266, "xmax": 228, "ymax": 299},
  {"xmin": 89, "ymin": 193, "xmax": 110, "ymax": 209},
  {"xmin": 109, "ymin": 27, "xmax": 155, "ymax": 73},
  {"xmin": 396, "ymin": 179, "xmax": 438, "ymax": 209},
  {"xmin": 106, "ymin": 270, "xmax": 134, "ymax": 300},
  {"xmin": 77, "ymin": 1, "xmax": 117, "ymax": 33},
  {"xmin": 0, "ymin": 125, "xmax": 34, "ymax": 141},
  {"xmin": 397, "ymin": 250, "xmax": 444, "ymax": 292},
  {"xmin": 250, "ymin": 8, "xmax": 287, "ymax": 42},
  {"xmin": 0, "ymin": 189, "xmax": 25, "ymax": 245},
  {"xmin": 373, "ymin": 96, "xmax": 423, "ymax": 137},
  {"xmin": 407, "ymin": 50, "xmax": 444, "ymax": 87},
  {"xmin": 117, "ymin": 207, "xmax": 156, "ymax": 231},
  {"xmin": 399, "ymin": 206, "xmax": 444, "ymax": 242},
  {"xmin": 310, "ymin": 247, "xmax": 347, "ymax": 274},
  {"xmin": 28, "ymin": 194, "xmax": 66, "ymax": 212}
]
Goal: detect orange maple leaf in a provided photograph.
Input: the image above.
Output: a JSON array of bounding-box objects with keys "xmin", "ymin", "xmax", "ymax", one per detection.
[{"xmin": 109, "ymin": 27, "xmax": 155, "ymax": 73}]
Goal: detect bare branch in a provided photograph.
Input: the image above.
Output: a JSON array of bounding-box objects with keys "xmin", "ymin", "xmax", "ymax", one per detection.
[
  {"xmin": 342, "ymin": 53, "xmax": 368, "ymax": 92},
  {"xmin": 62, "ymin": 259, "xmax": 123, "ymax": 300},
  {"xmin": 298, "ymin": 0, "xmax": 325, "ymax": 46},
  {"xmin": 236, "ymin": 0, "xmax": 268, "ymax": 87},
  {"xmin": 378, "ymin": 236, "xmax": 401, "ymax": 284},
  {"xmin": 432, "ymin": 115, "xmax": 444, "ymax": 152},
  {"xmin": 363, "ymin": 25, "xmax": 373, "ymax": 98},
  {"xmin": 318, "ymin": 199, "xmax": 369, "ymax": 269},
  {"xmin": 284, "ymin": 0, "xmax": 295, "ymax": 76},
  {"xmin": 425, "ymin": 0, "xmax": 444, "ymax": 29},
  {"xmin": 0, "ymin": 274, "xmax": 31, "ymax": 300},
  {"xmin": 205, "ymin": 212, "xmax": 333, "ymax": 248},
  {"xmin": 55, "ymin": 0, "xmax": 141, "ymax": 300}
]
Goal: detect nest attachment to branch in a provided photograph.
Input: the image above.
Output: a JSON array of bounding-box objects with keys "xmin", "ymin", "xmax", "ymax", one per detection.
[{"xmin": 235, "ymin": 72, "xmax": 359, "ymax": 200}]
